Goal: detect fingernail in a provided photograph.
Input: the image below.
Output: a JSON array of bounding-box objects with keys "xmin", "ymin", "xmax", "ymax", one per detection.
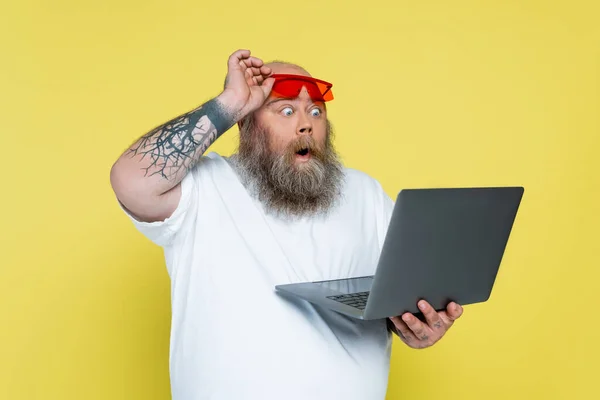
[{"xmin": 419, "ymin": 301, "xmax": 426, "ymax": 310}]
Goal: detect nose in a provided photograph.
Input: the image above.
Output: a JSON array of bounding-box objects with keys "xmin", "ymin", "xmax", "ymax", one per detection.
[
  {"xmin": 296, "ymin": 111, "xmax": 313, "ymax": 136},
  {"xmin": 298, "ymin": 123, "xmax": 312, "ymax": 136},
  {"xmin": 295, "ymin": 87, "xmax": 313, "ymax": 136}
]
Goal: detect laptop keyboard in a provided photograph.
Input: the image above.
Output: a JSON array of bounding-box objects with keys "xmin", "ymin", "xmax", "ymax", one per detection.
[{"xmin": 326, "ymin": 292, "xmax": 370, "ymax": 310}]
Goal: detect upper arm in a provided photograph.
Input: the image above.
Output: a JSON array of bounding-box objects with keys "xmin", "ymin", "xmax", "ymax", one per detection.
[{"xmin": 110, "ymin": 162, "xmax": 183, "ymax": 223}]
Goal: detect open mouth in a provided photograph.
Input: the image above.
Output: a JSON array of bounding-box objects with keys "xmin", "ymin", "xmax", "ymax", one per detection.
[{"xmin": 296, "ymin": 148, "xmax": 310, "ymax": 156}]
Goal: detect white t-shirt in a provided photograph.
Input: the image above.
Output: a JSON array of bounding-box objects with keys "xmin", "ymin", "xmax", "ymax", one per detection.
[{"xmin": 122, "ymin": 152, "xmax": 396, "ymax": 400}]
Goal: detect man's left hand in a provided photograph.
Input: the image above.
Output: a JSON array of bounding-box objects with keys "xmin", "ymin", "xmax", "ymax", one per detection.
[{"xmin": 388, "ymin": 300, "xmax": 463, "ymax": 349}]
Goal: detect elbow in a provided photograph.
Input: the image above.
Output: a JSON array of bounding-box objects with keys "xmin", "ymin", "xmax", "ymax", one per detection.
[
  {"xmin": 110, "ymin": 158, "xmax": 140, "ymax": 206},
  {"xmin": 109, "ymin": 160, "xmax": 146, "ymax": 220},
  {"xmin": 109, "ymin": 159, "xmax": 176, "ymax": 223},
  {"xmin": 109, "ymin": 159, "xmax": 126, "ymax": 198}
]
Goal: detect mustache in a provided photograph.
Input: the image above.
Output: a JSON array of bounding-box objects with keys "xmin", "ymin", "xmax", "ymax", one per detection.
[{"xmin": 284, "ymin": 135, "xmax": 324, "ymax": 158}]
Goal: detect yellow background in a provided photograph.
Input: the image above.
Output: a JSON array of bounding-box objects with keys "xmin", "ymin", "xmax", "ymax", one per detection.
[{"xmin": 2, "ymin": 0, "xmax": 598, "ymax": 399}]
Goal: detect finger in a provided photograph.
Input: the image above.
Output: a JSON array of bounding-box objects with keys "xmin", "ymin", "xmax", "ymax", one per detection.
[
  {"xmin": 254, "ymin": 66, "xmax": 273, "ymax": 84},
  {"xmin": 402, "ymin": 313, "xmax": 430, "ymax": 341},
  {"xmin": 256, "ymin": 66, "xmax": 273, "ymax": 86},
  {"xmin": 254, "ymin": 74, "xmax": 266, "ymax": 85},
  {"xmin": 260, "ymin": 65, "xmax": 272, "ymax": 76},
  {"xmin": 389, "ymin": 317, "xmax": 418, "ymax": 344},
  {"xmin": 247, "ymin": 73, "xmax": 265, "ymax": 88},
  {"xmin": 438, "ymin": 303, "xmax": 462, "ymax": 326},
  {"xmin": 241, "ymin": 56, "xmax": 264, "ymax": 69},
  {"xmin": 418, "ymin": 300, "xmax": 444, "ymax": 331},
  {"xmin": 245, "ymin": 66, "xmax": 263, "ymax": 78},
  {"xmin": 446, "ymin": 302, "xmax": 463, "ymax": 321},
  {"xmin": 228, "ymin": 49, "xmax": 251, "ymax": 70},
  {"xmin": 252, "ymin": 73, "xmax": 272, "ymax": 85},
  {"xmin": 226, "ymin": 50, "xmax": 253, "ymax": 89},
  {"xmin": 259, "ymin": 77, "xmax": 275, "ymax": 97}
]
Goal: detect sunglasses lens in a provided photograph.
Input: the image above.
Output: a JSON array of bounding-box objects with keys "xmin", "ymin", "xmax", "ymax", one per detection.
[
  {"xmin": 271, "ymin": 77, "xmax": 333, "ymax": 102},
  {"xmin": 315, "ymin": 81, "xmax": 334, "ymax": 101},
  {"xmin": 272, "ymin": 80, "xmax": 300, "ymax": 97}
]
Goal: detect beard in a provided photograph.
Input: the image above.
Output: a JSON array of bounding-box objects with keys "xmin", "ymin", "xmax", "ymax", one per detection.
[{"xmin": 231, "ymin": 114, "xmax": 345, "ymax": 219}]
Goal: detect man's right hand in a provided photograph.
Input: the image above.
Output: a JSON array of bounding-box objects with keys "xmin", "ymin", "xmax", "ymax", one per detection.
[{"xmin": 218, "ymin": 49, "xmax": 275, "ymax": 121}]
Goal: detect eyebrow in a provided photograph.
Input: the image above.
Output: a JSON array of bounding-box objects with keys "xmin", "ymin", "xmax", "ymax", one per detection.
[
  {"xmin": 265, "ymin": 97, "xmax": 292, "ymax": 107},
  {"xmin": 265, "ymin": 97, "xmax": 325, "ymax": 108}
]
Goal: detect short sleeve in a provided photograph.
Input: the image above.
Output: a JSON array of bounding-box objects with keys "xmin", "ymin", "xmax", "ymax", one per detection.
[{"xmin": 119, "ymin": 167, "xmax": 197, "ymax": 248}]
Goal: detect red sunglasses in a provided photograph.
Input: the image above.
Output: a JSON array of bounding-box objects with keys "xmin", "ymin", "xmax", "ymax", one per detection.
[{"xmin": 269, "ymin": 74, "xmax": 334, "ymax": 102}]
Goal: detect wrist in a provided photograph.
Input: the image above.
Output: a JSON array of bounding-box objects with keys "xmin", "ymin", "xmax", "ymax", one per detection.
[{"xmin": 215, "ymin": 90, "xmax": 247, "ymax": 123}]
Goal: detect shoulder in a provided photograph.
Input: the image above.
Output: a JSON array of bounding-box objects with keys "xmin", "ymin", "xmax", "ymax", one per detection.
[
  {"xmin": 342, "ymin": 167, "xmax": 386, "ymax": 194},
  {"xmin": 340, "ymin": 166, "xmax": 395, "ymax": 239},
  {"xmin": 187, "ymin": 151, "xmax": 229, "ymax": 176},
  {"xmin": 340, "ymin": 166, "xmax": 392, "ymax": 208},
  {"xmin": 199, "ymin": 151, "xmax": 227, "ymax": 166}
]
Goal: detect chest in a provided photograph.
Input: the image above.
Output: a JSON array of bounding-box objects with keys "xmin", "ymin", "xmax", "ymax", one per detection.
[{"xmin": 262, "ymin": 201, "xmax": 381, "ymax": 283}]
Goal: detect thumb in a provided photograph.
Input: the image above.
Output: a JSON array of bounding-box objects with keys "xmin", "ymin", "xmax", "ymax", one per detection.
[{"xmin": 260, "ymin": 77, "xmax": 275, "ymax": 98}]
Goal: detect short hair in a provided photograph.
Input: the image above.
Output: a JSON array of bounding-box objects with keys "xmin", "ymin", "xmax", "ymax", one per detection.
[{"xmin": 264, "ymin": 59, "xmax": 309, "ymax": 73}]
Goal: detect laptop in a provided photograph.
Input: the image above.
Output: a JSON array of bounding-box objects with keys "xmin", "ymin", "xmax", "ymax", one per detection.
[{"xmin": 275, "ymin": 186, "xmax": 524, "ymax": 320}]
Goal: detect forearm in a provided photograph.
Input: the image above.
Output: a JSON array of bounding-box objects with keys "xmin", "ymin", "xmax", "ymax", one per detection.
[{"xmin": 112, "ymin": 92, "xmax": 239, "ymax": 197}]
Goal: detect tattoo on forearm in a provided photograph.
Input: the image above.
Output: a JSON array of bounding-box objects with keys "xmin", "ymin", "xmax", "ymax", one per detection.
[{"xmin": 128, "ymin": 98, "xmax": 234, "ymax": 180}]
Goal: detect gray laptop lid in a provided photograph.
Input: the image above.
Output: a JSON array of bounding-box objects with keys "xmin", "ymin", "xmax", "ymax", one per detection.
[{"xmin": 363, "ymin": 186, "xmax": 524, "ymax": 320}]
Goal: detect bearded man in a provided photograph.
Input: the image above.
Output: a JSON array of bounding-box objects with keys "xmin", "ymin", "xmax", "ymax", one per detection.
[{"xmin": 110, "ymin": 49, "xmax": 463, "ymax": 400}]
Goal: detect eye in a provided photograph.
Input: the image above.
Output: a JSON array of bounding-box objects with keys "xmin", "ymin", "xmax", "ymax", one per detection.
[
  {"xmin": 281, "ymin": 107, "xmax": 293, "ymax": 116},
  {"xmin": 310, "ymin": 108, "xmax": 322, "ymax": 117}
]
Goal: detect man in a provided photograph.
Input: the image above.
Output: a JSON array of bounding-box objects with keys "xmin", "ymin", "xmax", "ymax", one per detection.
[{"xmin": 110, "ymin": 49, "xmax": 463, "ymax": 399}]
